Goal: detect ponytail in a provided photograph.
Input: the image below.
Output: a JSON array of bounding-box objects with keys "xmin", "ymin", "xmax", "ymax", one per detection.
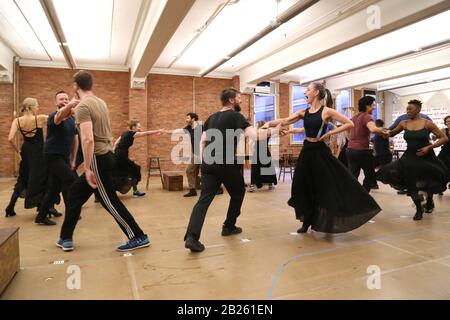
[
  {"xmin": 312, "ymin": 82, "xmax": 334, "ymax": 108},
  {"xmin": 324, "ymin": 89, "xmax": 333, "ymax": 109}
]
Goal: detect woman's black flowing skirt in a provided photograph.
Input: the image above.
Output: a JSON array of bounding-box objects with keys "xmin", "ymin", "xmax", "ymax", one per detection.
[
  {"xmin": 19, "ymin": 141, "xmax": 47, "ymax": 208},
  {"xmin": 288, "ymin": 140, "xmax": 381, "ymax": 233},
  {"xmin": 250, "ymin": 140, "xmax": 277, "ymax": 188},
  {"xmin": 377, "ymin": 149, "xmax": 448, "ymax": 194}
]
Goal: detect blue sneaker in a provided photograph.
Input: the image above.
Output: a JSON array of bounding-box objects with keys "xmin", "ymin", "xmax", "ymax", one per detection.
[
  {"xmin": 56, "ymin": 238, "xmax": 73, "ymax": 252},
  {"xmin": 116, "ymin": 234, "xmax": 150, "ymax": 252},
  {"xmin": 133, "ymin": 190, "xmax": 146, "ymax": 197}
]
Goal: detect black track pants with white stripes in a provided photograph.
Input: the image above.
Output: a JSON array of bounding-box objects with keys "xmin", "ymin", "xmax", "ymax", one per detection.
[{"xmin": 60, "ymin": 152, "xmax": 144, "ymax": 240}]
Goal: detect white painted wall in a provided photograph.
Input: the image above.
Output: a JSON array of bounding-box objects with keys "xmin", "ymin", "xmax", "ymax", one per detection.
[
  {"xmin": 384, "ymin": 89, "xmax": 450, "ymax": 150},
  {"xmin": 0, "ymin": 40, "xmax": 15, "ymax": 83}
]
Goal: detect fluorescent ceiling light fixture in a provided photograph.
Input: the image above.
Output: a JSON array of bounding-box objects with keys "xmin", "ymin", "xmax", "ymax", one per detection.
[
  {"xmin": 176, "ymin": 0, "xmax": 298, "ymax": 72},
  {"xmin": 0, "ymin": 0, "xmax": 48, "ymax": 59},
  {"xmin": 15, "ymin": 0, "xmax": 64, "ymax": 62},
  {"xmin": 376, "ymin": 67, "xmax": 450, "ymax": 91},
  {"xmin": 390, "ymin": 78, "xmax": 450, "ymax": 96},
  {"xmin": 52, "ymin": 0, "xmax": 113, "ymax": 62},
  {"xmin": 283, "ymin": 10, "xmax": 450, "ymax": 84}
]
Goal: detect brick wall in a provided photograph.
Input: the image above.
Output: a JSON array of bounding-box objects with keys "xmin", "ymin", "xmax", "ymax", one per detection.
[
  {"xmin": 19, "ymin": 67, "xmax": 130, "ymax": 139},
  {"xmin": 146, "ymin": 74, "xmax": 233, "ymax": 171},
  {"xmin": 1, "ymin": 66, "xmax": 303, "ymax": 177},
  {"xmin": 0, "ymin": 83, "xmax": 15, "ymax": 176}
]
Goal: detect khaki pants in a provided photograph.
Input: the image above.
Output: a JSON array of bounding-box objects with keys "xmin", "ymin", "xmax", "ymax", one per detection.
[{"xmin": 186, "ymin": 154, "xmax": 200, "ymax": 189}]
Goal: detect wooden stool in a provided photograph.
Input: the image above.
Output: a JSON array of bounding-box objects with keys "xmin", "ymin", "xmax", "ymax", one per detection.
[
  {"xmin": 163, "ymin": 173, "xmax": 184, "ymax": 191},
  {"xmin": 278, "ymin": 154, "xmax": 294, "ymax": 182},
  {"xmin": 146, "ymin": 157, "xmax": 164, "ymax": 190},
  {"xmin": 0, "ymin": 227, "xmax": 20, "ymax": 295}
]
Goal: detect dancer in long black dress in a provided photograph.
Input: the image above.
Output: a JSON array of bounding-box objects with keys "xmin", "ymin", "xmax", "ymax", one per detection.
[
  {"xmin": 377, "ymin": 100, "xmax": 448, "ymax": 220},
  {"xmin": 114, "ymin": 120, "xmax": 163, "ymax": 197},
  {"xmin": 263, "ymin": 82, "xmax": 381, "ymax": 233},
  {"xmin": 248, "ymin": 121, "xmax": 277, "ymax": 192},
  {"xmin": 5, "ymin": 98, "xmax": 48, "ymax": 218},
  {"xmin": 436, "ymin": 116, "xmax": 450, "ymax": 177}
]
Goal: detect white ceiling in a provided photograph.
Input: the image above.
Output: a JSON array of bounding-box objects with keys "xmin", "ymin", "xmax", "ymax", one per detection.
[{"xmin": 0, "ymin": 0, "xmax": 142, "ymax": 69}]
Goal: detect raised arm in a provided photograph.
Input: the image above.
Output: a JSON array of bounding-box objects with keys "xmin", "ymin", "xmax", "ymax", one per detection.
[
  {"xmin": 263, "ymin": 109, "xmax": 306, "ymax": 128},
  {"xmin": 113, "ymin": 136, "xmax": 121, "ymax": 150},
  {"xmin": 134, "ymin": 129, "xmax": 164, "ymax": 138},
  {"xmin": 388, "ymin": 121, "xmax": 405, "ymax": 137},
  {"xmin": 54, "ymin": 98, "xmax": 79, "ymax": 125}
]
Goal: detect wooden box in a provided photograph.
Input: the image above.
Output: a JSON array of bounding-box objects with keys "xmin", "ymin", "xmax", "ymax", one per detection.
[
  {"xmin": 163, "ymin": 173, "xmax": 184, "ymax": 191},
  {"xmin": 0, "ymin": 227, "xmax": 20, "ymax": 295}
]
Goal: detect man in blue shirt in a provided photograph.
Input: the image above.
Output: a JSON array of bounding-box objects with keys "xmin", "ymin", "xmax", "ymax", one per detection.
[
  {"xmin": 389, "ymin": 112, "xmax": 432, "ymax": 130},
  {"xmin": 35, "ymin": 91, "xmax": 79, "ymax": 225}
]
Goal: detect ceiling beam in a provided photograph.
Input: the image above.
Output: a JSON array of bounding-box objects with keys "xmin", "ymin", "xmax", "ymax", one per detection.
[
  {"xmin": 238, "ymin": 0, "xmax": 450, "ymax": 91},
  {"xmin": 39, "ymin": 0, "xmax": 76, "ymax": 69},
  {"xmin": 130, "ymin": 0, "xmax": 195, "ymax": 83},
  {"xmin": 389, "ymin": 78, "xmax": 450, "ymax": 96},
  {"xmin": 326, "ymin": 44, "xmax": 450, "ymax": 91}
]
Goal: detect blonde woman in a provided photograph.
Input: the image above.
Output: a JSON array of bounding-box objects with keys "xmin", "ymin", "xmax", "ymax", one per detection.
[{"xmin": 5, "ymin": 98, "xmax": 51, "ymax": 223}]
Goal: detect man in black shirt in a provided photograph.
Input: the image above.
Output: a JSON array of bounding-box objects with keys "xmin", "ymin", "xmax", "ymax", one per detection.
[
  {"xmin": 372, "ymin": 119, "xmax": 393, "ymax": 168},
  {"xmin": 184, "ymin": 88, "xmax": 281, "ymax": 252},
  {"xmin": 36, "ymin": 91, "xmax": 79, "ymax": 225},
  {"xmin": 165, "ymin": 113, "xmax": 225, "ymax": 197},
  {"xmin": 114, "ymin": 120, "xmax": 164, "ymax": 197}
]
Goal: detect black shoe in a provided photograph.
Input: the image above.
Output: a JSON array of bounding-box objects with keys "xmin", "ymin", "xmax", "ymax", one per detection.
[
  {"xmin": 221, "ymin": 226, "xmax": 242, "ymax": 236},
  {"xmin": 216, "ymin": 187, "xmax": 224, "ymax": 195},
  {"xmin": 185, "ymin": 237, "xmax": 205, "ymax": 252},
  {"xmin": 184, "ymin": 189, "xmax": 197, "ymax": 197},
  {"xmin": 297, "ymin": 224, "xmax": 310, "ymax": 233},
  {"xmin": 48, "ymin": 207, "xmax": 63, "ymax": 218},
  {"xmin": 35, "ymin": 216, "xmax": 57, "ymax": 225},
  {"xmin": 424, "ymin": 200, "xmax": 435, "ymax": 214},
  {"xmin": 5, "ymin": 206, "xmax": 16, "ymax": 218}
]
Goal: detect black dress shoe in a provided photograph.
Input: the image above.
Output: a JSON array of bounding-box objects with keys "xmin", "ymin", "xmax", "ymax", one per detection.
[
  {"xmin": 297, "ymin": 224, "xmax": 310, "ymax": 233},
  {"xmin": 221, "ymin": 226, "xmax": 242, "ymax": 236},
  {"xmin": 35, "ymin": 216, "xmax": 57, "ymax": 225},
  {"xmin": 185, "ymin": 237, "xmax": 205, "ymax": 252},
  {"xmin": 184, "ymin": 189, "xmax": 197, "ymax": 197},
  {"xmin": 48, "ymin": 207, "xmax": 63, "ymax": 218},
  {"xmin": 5, "ymin": 206, "xmax": 16, "ymax": 218},
  {"xmin": 424, "ymin": 200, "xmax": 435, "ymax": 214}
]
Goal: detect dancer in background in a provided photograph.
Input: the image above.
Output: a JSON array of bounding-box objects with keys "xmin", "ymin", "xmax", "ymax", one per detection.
[
  {"xmin": 372, "ymin": 119, "xmax": 393, "ymax": 169},
  {"xmin": 5, "ymin": 98, "xmax": 48, "ymax": 219},
  {"xmin": 433, "ymin": 115, "xmax": 450, "ymax": 194},
  {"xmin": 248, "ymin": 121, "xmax": 277, "ymax": 192},
  {"xmin": 164, "ymin": 113, "xmax": 203, "ymax": 197},
  {"xmin": 36, "ymin": 91, "xmax": 79, "ymax": 225},
  {"xmin": 263, "ymin": 82, "xmax": 381, "ymax": 233},
  {"xmin": 377, "ymin": 100, "xmax": 448, "ymax": 220},
  {"xmin": 346, "ymin": 96, "xmax": 388, "ymax": 193},
  {"xmin": 114, "ymin": 120, "xmax": 164, "ymax": 197}
]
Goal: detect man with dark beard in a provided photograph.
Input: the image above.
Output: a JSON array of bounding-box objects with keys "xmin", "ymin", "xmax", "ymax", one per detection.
[{"xmin": 184, "ymin": 88, "xmax": 281, "ymax": 252}]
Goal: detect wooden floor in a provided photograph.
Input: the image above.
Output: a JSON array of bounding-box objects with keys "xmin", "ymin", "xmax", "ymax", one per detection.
[{"xmin": 1, "ymin": 173, "xmax": 450, "ymax": 300}]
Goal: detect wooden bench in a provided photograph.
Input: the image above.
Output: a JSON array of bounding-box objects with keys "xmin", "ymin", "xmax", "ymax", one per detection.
[
  {"xmin": 0, "ymin": 227, "xmax": 20, "ymax": 295},
  {"xmin": 163, "ymin": 173, "xmax": 184, "ymax": 191}
]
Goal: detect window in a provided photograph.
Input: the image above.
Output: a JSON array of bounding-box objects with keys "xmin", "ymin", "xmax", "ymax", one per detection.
[
  {"xmin": 254, "ymin": 94, "xmax": 277, "ymax": 144},
  {"xmin": 336, "ymin": 89, "xmax": 352, "ymax": 120},
  {"xmin": 291, "ymin": 84, "xmax": 308, "ymax": 144}
]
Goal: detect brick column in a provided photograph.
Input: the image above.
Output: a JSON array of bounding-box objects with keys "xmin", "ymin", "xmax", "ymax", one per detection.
[{"xmin": 128, "ymin": 85, "xmax": 148, "ymax": 171}]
